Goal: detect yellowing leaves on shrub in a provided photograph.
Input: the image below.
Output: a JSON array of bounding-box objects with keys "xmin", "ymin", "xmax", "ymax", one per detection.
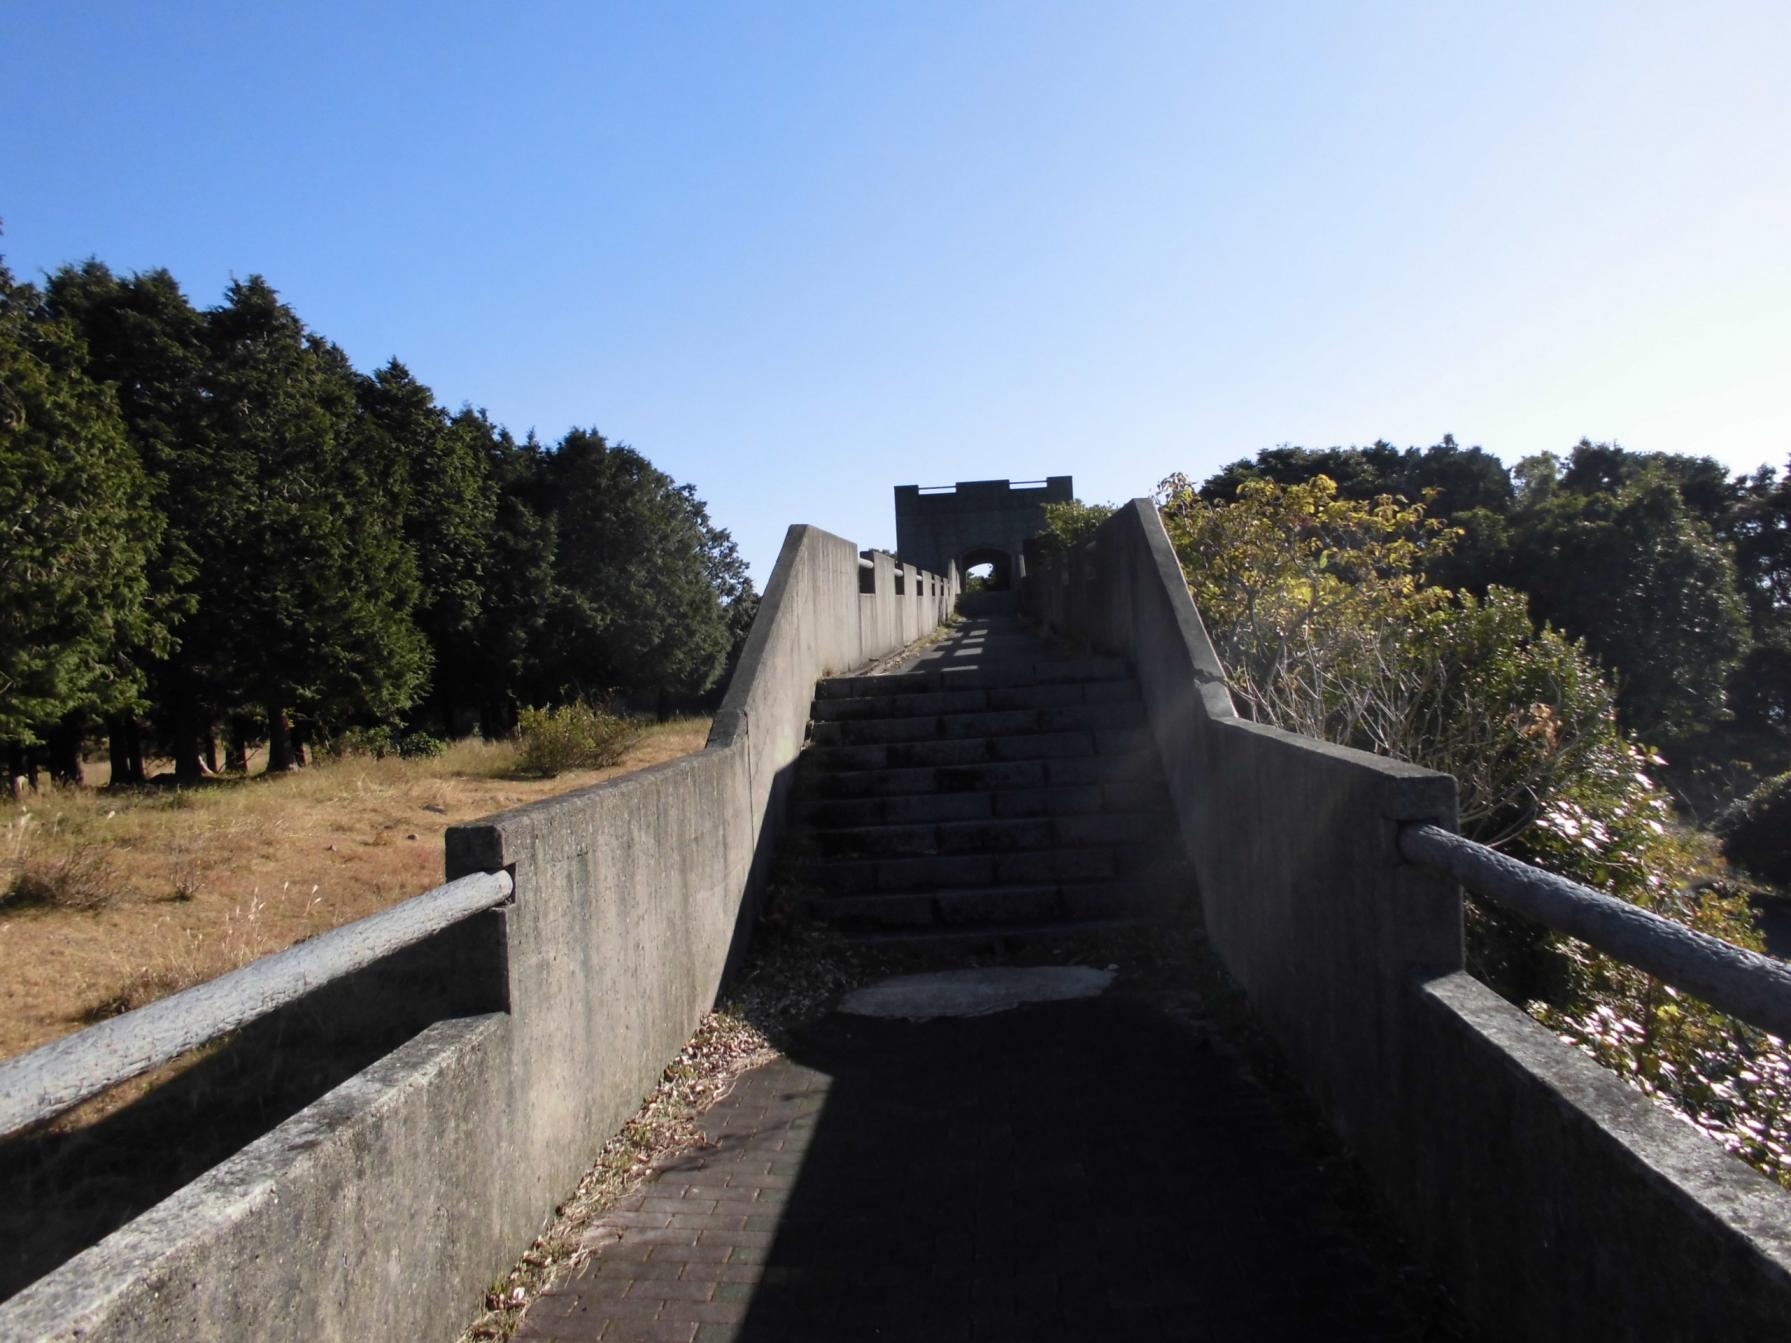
[
  {"xmin": 1156, "ymin": 472, "xmax": 1458, "ymax": 745},
  {"xmin": 1156, "ymin": 469, "xmax": 1789, "ymax": 1188}
]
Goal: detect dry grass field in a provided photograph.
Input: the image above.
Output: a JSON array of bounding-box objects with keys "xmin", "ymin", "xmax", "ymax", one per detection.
[{"xmin": 0, "ymin": 720, "xmax": 711, "ymax": 1065}]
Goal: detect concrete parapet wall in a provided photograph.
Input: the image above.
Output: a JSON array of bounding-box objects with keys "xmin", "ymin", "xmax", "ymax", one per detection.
[
  {"xmin": 854, "ymin": 550, "xmax": 953, "ymax": 664},
  {"xmin": 1, "ymin": 525, "xmax": 955, "ymax": 1343},
  {"xmin": 1026, "ymin": 498, "xmax": 1791, "ymax": 1340}
]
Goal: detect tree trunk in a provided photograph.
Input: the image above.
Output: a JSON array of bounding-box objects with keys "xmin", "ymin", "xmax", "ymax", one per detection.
[
  {"xmin": 480, "ymin": 696, "xmax": 513, "ymax": 742},
  {"xmin": 226, "ymin": 717, "xmax": 250, "ymax": 774},
  {"xmin": 657, "ymin": 686, "xmax": 672, "ymax": 724},
  {"xmin": 266, "ymin": 703, "xmax": 297, "ymax": 773},
  {"xmin": 126, "ymin": 718, "xmax": 145, "ymax": 784},
  {"xmin": 107, "ymin": 715, "xmax": 139, "ymax": 786},
  {"xmin": 171, "ymin": 695, "xmax": 204, "ymax": 783},
  {"xmin": 46, "ymin": 718, "xmax": 84, "ymax": 786},
  {"xmin": 202, "ymin": 725, "xmax": 219, "ymax": 775}
]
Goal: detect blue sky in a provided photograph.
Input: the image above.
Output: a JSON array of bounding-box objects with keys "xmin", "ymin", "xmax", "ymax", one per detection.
[{"xmin": 7, "ymin": 2, "xmax": 1788, "ymax": 582}]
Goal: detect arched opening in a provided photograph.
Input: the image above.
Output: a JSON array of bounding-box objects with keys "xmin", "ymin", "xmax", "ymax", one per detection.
[{"xmin": 958, "ymin": 547, "xmax": 1012, "ymax": 593}]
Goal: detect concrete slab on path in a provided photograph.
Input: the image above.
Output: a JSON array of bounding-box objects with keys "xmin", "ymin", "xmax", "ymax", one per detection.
[
  {"xmin": 840, "ymin": 966, "xmax": 1116, "ymax": 1021},
  {"xmin": 515, "ymin": 982, "xmax": 1467, "ymax": 1342}
]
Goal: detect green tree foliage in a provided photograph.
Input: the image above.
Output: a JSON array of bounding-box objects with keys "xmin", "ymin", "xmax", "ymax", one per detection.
[
  {"xmin": 1033, "ymin": 499, "xmax": 1116, "ymax": 559},
  {"xmin": 39, "ymin": 261, "xmax": 203, "ymax": 780},
  {"xmin": 357, "ymin": 361, "xmax": 496, "ymax": 729},
  {"xmin": 1505, "ymin": 457, "xmax": 1749, "ymax": 749},
  {"xmin": 461, "ymin": 418, "xmax": 557, "ymax": 737},
  {"xmin": 0, "ymin": 265, "xmax": 165, "ymax": 766},
  {"xmin": 11, "ymin": 250, "xmax": 757, "ymax": 777},
  {"xmin": 1202, "ymin": 436, "xmax": 1512, "ymax": 519},
  {"xmin": 1718, "ymin": 772, "xmax": 1791, "ymax": 886},
  {"xmin": 541, "ymin": 429, "xmax": 735, "ymax": 702},
  {"xmin": 200, "ymin": 280, "xmax": 431, "ymax": 768},
  {"xmin": 1722, "ymin": 462, "xmax": 1791, "ymax": 782},
  {"xmin": 679, "ymin": 482, "xmax": 758, "ymax": 674}
]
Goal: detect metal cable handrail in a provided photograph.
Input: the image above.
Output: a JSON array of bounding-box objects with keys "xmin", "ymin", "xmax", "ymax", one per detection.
[
  {"xmin": 1400, "ymin": 822, "xmax": 1791, "ymax": 1041},
  {"xmin": 0, "ymin": 868, "xmax": 513, "ymax": 1140}
]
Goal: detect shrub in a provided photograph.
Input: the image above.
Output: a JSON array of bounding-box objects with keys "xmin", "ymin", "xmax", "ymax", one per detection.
[
  {"xmin": 396, "ymin": 731, "xmax": 447, "ymax": 760},
  {"xmin": 1033, "ymin": 499, "xmax": 1116, "ymax": 560},
  {"xmin": 517, "ymin": 701, "xmax": 643, "ymax": 777},
  {"xmin": 1719, "ymin": 772, "xmax": 1791, "ymax": 886},
  {"xmin": 2, "ymin": 842, "xmax": 117, "ymax": 912},
  {"xmin": 331, "ymin": 727, "xmax": 447, "ymax": 761},
  {"xmin": 333, "ymin": 726, "xmax": 396, "ymax": 760}
]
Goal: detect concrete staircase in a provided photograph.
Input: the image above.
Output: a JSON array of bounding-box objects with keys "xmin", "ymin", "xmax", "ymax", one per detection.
[{"xmin": 788, "ymin": 616, "xmax": 1193, "ymax": 942}]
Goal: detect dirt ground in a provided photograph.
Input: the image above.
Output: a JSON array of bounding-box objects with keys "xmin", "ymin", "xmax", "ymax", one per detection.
[{"xmin": 0, "ymin": 722, "xmax": 711, "ymax": 1064}]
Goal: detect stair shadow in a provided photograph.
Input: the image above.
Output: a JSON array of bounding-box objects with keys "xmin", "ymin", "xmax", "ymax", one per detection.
[{"xmin": 725, "ymin": 994, "xmax": 1450, "ymax": 1341}]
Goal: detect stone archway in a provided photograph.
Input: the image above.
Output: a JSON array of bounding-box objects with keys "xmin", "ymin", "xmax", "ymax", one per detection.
[
  {"xmin": 958, "ymin": 545, "xmax": 1014, "ymax": 592},
  {"xmin": 892, "ymin": 477, "xmax": 1072, "ymax": 596}
]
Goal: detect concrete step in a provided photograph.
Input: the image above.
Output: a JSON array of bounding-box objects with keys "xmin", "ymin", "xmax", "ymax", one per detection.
[
  {"xmin": 806, "ymin": 751, "xmax": 1165, "ymax": 800},
  {"xmin": 787, "ymin": 634, "xmax": 1190, "ymax": 942},
  {"xmin": 794, "ymin": 782, "xmax": 1172, "ymax": 828},
  {"xmin": 839, "ymin": 916, "xmax": 1151, "ymax": 951},
  {"xmin": 800, "ymin": 810, "xmax": 1176, "ymax": 860},
  {"xmin": 815, "ymin": 657, "xmax": 1130, "ymax": 700},
  {"xmin": 804, "ymin": 728, "xmax": 1149, "ymax": 774},
  {"xmin": 812, "ymin": 679, "xmax": 1140, "ymax": 722},
  {"xmin": 809, "ymin": 879, "xmax": 1168, "ymax": 930},
  {"xmin": 808, "ymin": 701, "xmax": 1146, "ymax": 746},
  {"xmin": 806, "ymin": 817, "xmax": 1054, "ymax": 861},
  {"xmin": 792, "ymin": 842, "xmax": 1188, "ymax": 895}
]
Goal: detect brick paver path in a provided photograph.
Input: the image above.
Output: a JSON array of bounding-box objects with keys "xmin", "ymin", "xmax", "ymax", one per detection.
[{"xmin": 514, "ymin": 985, "xmax": 1463, "ymax": 1341}]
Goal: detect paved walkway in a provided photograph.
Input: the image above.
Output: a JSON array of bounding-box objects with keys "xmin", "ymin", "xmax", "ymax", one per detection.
[
  {"xmin": 515, "ymin": 979, "xmax": 1465, "ymax": 1342},
  {"xmin": 513, "ymin": 618, "xmax": 1464, "ymax": 1340},
  {"xmin": 899, "ymin": 612, "xmax": 1074, "ymax": 674}
]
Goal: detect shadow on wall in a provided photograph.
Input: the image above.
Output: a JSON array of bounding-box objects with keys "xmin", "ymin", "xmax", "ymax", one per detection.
[{"xmin": 0, "ymin": 918, "xmax": 503, "ymax": 1299}]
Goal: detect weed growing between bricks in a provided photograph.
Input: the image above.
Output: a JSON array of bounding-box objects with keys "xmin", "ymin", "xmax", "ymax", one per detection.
[{"xmin": 459, "ymin": 915, "xmax": 899, "ymax": 1342}]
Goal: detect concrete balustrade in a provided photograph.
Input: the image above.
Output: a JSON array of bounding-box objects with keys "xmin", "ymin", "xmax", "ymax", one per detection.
[
  {"xmin": 1024, "ymin": 498, "xmax": 1791, "ymax": 1341},
  {"xmin": 0, "ymin": 525, "xmax": 956, "ymax": 1343}
]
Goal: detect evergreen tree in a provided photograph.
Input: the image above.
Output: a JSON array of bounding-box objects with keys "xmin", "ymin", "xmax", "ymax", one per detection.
[
  {"xmin": 201, "ymin": 278, "xmax": 428, "ymax": 770},
  {"xmin": 677, "ymin": 482, "xmax": 758, "ymax": 676},
  {"xmin": 12, "ymin": 249, "xmax": 758, "ymax": 771},
  {"xmin": 0, "ymin": 264, "xmax": 165, "ymax": 779},
  {"xmin": 1505, "ymin": 467, "xmax": 1749, "ymax": 747},
  {"xmin": 44, "ymin": 261, "xmax": 206, "ymax": 780},
  {"xmin": 464, "ymin": 417, "xmax": 557, "ymax": 735},
  {"xmin": 541, "ymin": 429, "xmax": 733, "ymax": 702},
  {"xmin": 356, "ymin": 361, "xmax": 495, "ymax": 733},
  {"xmin": 1722, "ymin": 460, "xmax": 1791, "ymax": 779}
]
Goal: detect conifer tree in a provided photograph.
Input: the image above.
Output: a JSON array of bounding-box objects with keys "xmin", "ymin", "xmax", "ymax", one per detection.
[
  {"xmin": 0, "ymin": 264, "xmax": 164, "ymax": 779},
  {"xmin": 541, "ymin": 429, "xmax": 734, "ymax": 702},
  {"xmin": 358, "ymin": 362, "xmax": 496, "ymax": 732},
  {"xmin": 201, "ymin": 278, "xmax": 428, "ymax": 769},
  {"xmin": 44, "ymin": 261, "xmax": 205, "ymax": 779}
]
